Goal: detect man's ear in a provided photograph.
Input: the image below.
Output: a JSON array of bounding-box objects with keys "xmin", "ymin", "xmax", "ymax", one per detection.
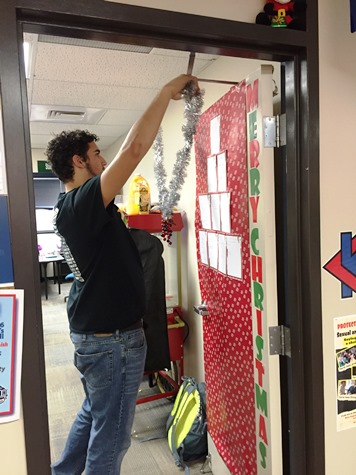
[{"xmin": 73, "ymin": 154, "xmax": 85, "ymax": 169}]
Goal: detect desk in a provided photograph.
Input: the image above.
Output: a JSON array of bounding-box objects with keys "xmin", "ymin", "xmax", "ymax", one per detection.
[{"xmin": 39, "ymin": 255, "xmax": 64, "ymax": 300}]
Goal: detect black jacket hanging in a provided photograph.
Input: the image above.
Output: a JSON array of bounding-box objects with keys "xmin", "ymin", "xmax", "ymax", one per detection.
[{"xmin": 129, "ymin": 228, "xmax": 170, "ymax": 372}]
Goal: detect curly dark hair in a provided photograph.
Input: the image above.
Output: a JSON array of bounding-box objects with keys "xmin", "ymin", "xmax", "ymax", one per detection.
[{"xmin": 45, "ymin": 130, "xmax": 99, "ymax": 183}]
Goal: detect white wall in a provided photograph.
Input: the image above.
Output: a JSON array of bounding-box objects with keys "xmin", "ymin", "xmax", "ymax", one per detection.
[
  {"xmin": 122, "ymin": 55, "xmax": 279, "ymax": 381},
  {"xmin": 319, "ymin": 2, "xmax": 356, "ymax": 473},
  {"xmin": 105, "ymin": 0, "xmax": 265, "ymax": 22},
  {"xmin": 2, "ymin": 413, "xmax": 27, "ymax": 474},
  {"xmin": 31, "ymin": 148, "xmax": 46, "ymax": 171}
]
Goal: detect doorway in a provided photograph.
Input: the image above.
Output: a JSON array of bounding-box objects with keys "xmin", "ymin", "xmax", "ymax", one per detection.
[
  {"xmin": 27, "ymin": 33, "xmax": 282, "ymax": 470},
  {"xmin": 0, "ymin": 2, "xmax": 322, "ymax": 474},
  {"xmin": 27, "ymin": 35, "xmax": 262, "ymax": 467}
]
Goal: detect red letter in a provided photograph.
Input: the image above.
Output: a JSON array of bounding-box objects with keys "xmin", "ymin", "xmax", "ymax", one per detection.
[
  {"xmin": 251, "ymin": 255, "xmax": 263, "ymax": 284},
  {"xmin": 256, "ymin": 309, "xmax": 263, "ymax": 336},
  {"xmin": 249, "ymin": 196, "xmax": 260, "ymax": 223},
  {"xmin": 249, "ymin": 139, "xmax": 260, "ymax": 168},
  {"xmin": 255, "ymin": 358, "xmax": 265, "ymax": 386},
  {"xmin": 259, "ymin": 414, "xmax": 268, "ymax": 445},
  {"xmin": 246, "ymin": 79, "xmax": 259, "ymax": 113}
]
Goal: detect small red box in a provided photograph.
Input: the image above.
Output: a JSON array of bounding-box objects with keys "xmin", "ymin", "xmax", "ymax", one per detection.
[{"xmin": 126, "ymin": 212, "xmax": 184, "ymax": 233}]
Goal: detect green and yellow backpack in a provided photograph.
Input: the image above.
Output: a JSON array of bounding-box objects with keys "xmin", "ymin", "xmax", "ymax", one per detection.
[{"xmin": 166, "ymin": 376, "xmax": 208, "ymax": 473}]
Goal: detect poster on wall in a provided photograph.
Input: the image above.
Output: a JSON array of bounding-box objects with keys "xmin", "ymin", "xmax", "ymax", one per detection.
[
  {"xmin": 334, "ymin": 314, "xmax": 356, "ymax": 431},
  {"xmin": 0, "ymin": 104, "xmax": 7, "ymax": 195},
  {"xmin": 0, "ymin": 289, "xmax": 24, "ymax": 423}
]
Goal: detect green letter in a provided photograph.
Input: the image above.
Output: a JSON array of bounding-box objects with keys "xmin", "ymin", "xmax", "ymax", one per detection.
[
  {"xmin": 255, "ymin": 383, "xmax": 268, "ymax": 417},
  {"xmin": 250, "ymin": 168, "xmax": 260, "ymax": 195}
]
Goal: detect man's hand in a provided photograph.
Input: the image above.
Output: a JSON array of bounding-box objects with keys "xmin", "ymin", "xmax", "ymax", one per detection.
[
  {"xmin": 100, "ymin": 74, "xmax": 200, "ymax": 207},
  {"xmin": 164, "ymin": 74, "xmax": 200, "ymax": 100}
]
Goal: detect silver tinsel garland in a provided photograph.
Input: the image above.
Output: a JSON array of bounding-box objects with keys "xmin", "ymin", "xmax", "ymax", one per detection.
[{"xmin": 153, "ymin": 82, "xmax": 204, "ymax": 227}]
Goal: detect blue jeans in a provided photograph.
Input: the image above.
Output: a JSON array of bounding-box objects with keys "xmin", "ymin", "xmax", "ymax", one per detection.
[{"xmin": 51, "ymin": 326, "xmax": 147, "ymax": 475}]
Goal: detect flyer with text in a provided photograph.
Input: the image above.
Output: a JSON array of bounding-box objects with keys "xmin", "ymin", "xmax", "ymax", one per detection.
[
  {"xmin": 0, "ymin": 290, "xmax": 24, "ymax": 423},
  {"xmin": 334, "ymin": 314, "xmax": 356, "ymax": 431}
]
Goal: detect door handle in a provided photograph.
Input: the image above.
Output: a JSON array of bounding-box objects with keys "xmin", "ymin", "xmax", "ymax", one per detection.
[{"xmin": 193, "ymin": 300, "xmax": 209, "ymax": 316}]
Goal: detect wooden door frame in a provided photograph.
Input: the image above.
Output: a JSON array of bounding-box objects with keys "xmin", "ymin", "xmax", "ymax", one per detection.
[{"xmin": 0, "ymin": 1, "xmax": 322, "ymax": 474}]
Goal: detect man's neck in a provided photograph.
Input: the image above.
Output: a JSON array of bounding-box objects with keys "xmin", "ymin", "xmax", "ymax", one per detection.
[{"xmin": 65, "ymin": 173, "xmax": 93, "ymax": 192}]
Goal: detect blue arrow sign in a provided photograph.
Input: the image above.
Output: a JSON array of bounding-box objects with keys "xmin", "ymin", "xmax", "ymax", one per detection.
[{"xmin": 341, "ymin": 232, "xmax": 356, "ymax": 298}]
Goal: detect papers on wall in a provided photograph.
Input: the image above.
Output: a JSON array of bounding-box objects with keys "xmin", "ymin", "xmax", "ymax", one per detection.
[
  {"xmin": 199, "ymin": 192, "xmax": 231, "ymax": 233},
  {"xmin": 207, "ymin": 155, "xmax": 217, "ymax": 193},
  {"xmin": 220, "ymin": 193, "xmax": 231, "ymax": 233},
  {"xmin": 226, "ymin": 235, "xmax": 242, "ymax": 279},
  {"xmin": 217, "ymin": 151, "xmax": 227, "ymax": 192},
  {"xmin": 211, "ymin": 194, "xmax": 221, "ymax": 231},
  {"xmin": 198, "ymin": 230, "xmax": 242, "ymax": 279},
  {"xmin": 199, "ymin": 230, "xmax": 208, "ymax": 265},
  {"xmin": 0, "ymin": 289, "xmax": 24, "ymax": 423},
  {"xmin": 207, "ymin": 232, "xmax": 218, "ymax": 270},
  {"xmin": 210, "ymin": 115, "xmax": 220, "ymax": 155},
  {"xmin": 199, "ymin": 195, "xmax": 212, "ymax": 230},
  {"xmin": 208, "ymin": 151, "xmax": 228, "ymax": 194},
  {"xmin": 218, "ymin": 234, "xmax": 227, "ymax": 274},
  {"xmin": 207, "ymin": 150, "xmax": 229, "ymax": 195},
  {"xmin": 197, "ymin": 146, "xmax": 241, "ymax": 279}
]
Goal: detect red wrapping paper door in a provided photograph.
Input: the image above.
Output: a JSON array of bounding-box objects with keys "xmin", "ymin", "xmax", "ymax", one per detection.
[{"xmin": 195, "ymin": 83, "xmax": 256, "ymax": 475}]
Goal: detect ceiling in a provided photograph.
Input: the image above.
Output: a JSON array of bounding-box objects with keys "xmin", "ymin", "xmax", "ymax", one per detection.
[{"xmin": 24, "ymin": 33, "xmax": 219, "ymax": 151}]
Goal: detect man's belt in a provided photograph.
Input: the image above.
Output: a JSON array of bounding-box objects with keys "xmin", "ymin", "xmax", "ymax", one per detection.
[{"xmin": 94, "ymin": 319, "xmax": 143, "ymax": 337}]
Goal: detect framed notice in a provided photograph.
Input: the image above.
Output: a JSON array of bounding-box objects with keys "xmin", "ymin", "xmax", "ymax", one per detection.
[{"xmin": 0, "ymin": 290, "xmax": 24, "ymax": 423}]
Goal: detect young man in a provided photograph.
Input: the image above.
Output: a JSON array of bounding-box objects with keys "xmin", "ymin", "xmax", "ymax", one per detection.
[{"xmin": 46, "ymin": 74, "xmax": 199, "ymax": 475}]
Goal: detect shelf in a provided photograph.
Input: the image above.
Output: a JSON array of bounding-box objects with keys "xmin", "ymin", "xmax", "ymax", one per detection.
[{"xmin": 126, "ymin": 212, "xmax": 184, "ymax": 233}]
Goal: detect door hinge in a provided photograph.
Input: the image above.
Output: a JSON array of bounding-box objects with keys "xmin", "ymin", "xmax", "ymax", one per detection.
[
  {"xmin": 269, "ymin": 325, "xmax": 291, "ymax": 357},
  {"xmin": 263, "ymin": 114, "xmax": 286, "ymax": 148}
]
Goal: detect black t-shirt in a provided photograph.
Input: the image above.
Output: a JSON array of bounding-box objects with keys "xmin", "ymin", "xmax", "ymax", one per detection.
[{"xmin": 54, "ymin": 176, "xmax": 145, "ymax": 333}]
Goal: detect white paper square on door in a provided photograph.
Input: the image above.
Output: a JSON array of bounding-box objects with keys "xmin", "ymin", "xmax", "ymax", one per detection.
[
  {"xmin": 198, "ymin": 194, "xmax": 212, "ymax": 230},
  {"xmin": 207, "ymin": 232, "xmax": 218, "ymax": 270},
  {"xmin": 226, "ymin": 235, "xmax": 242, "ymax": 279},
  {"xmin": 199, "ymin": 230, "xmax": 209, "ymax": 265},
  {"xmin": 207, "ymin": 155, "xmax": 217, "ymax": 193},
  {"xmin": 210, "ymin": 115, "xmax": 221, "ymax": 155},
  {"xmin": 210, "ymin": 193, "xmax": 221, "ymax": 231},
  {"xmin": 217, "ymin": 151, "xmax": 227, "ymax": 192},
  {"xmin": 220, "ymin": 192, "xmax": 231, "ymax": 234},
  {"xmin": 218, "ymin": 233, "xmax": 227, "ymax": 274}
]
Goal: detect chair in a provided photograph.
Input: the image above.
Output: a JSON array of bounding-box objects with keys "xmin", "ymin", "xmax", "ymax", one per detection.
[{"xmin": 64, "ymin": 273, "xmax": 74, "ymax": 302}]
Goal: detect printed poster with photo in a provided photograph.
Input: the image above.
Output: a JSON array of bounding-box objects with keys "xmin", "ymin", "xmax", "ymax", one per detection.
[{"xmin": 334, "ymin": 314, "xmax": 356, "ymax": 431}]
